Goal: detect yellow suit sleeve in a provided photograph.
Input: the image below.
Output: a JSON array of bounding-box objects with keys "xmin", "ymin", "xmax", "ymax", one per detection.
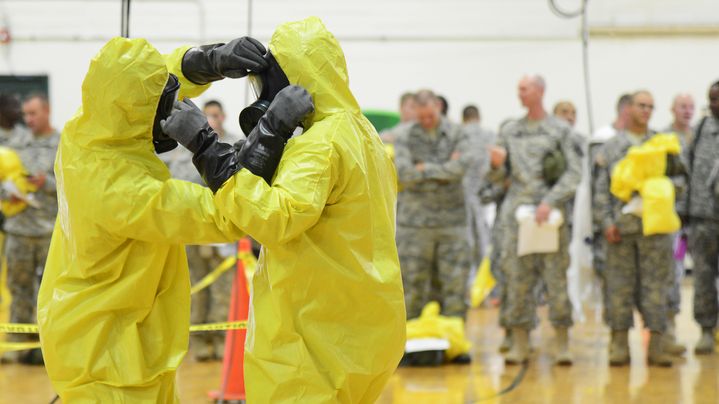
[
  {"xmin": 96, "ymin": 163, "xmax": 244, "ymax": 244},
  {"xmin": 163, "ymin": 45, "xmax": 211, "ymax": 99}
]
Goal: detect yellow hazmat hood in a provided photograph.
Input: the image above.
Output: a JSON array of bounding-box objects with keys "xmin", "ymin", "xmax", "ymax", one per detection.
[
  {"xmin": 65, "ymin": 37, "xmax": 168, "ymax": 150},
  {"xmin": 269, "ymin": 16, "xmax": 360, "ymax": 126}
]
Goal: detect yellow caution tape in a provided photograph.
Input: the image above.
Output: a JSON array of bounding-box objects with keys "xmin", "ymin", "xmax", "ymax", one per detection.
[
  {"xmin": 189, "ymin": 321, "xmax": 247, "ymax": 332},
  {"xmin": 190, "ymin": 251, "xmax": 257, "ymax": 296},
  {"xmin": 1, "ymin": 321, "xmax": 247, "ymax": 335},
  {"xmin": 0, "ymin": 341, "xmax": 41, "ymax": 353},
  {"xmin": 190, "ymin": 254, "xmax": 239, "ymax": 295},
  {"xmin": 0, "ymin": 323, "xmax": 38, "ymax": 334},
  {"xmin": 190, "ymin": 250, "xmax": 257, "ymax": 295}
]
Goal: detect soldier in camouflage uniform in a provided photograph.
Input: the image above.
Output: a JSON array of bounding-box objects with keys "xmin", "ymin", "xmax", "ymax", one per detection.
[
  {"xmin": 394, "ymin": 89, "xmax": 473, "ymax": 329},
  {"xmin": 661, "ymin": 93, "xmax": 695, "ymax": 356},
  {"xmin": 487, "ymin": 75, "xmax": 581, "ymax": 366},
  {"xmin": 685, "ymin": 82, "xmax": 719, "ymax": 355},
  {"xmin": 478, "ymin": 179, "xmax": 513, "ymax": 350},
  {"xmin": 1, "ymin": 94, "xmax": 59, "ymax": 364},
  {"xmin": 163, "ymin": 100, "xmax": 243, "ymax": 361},
  {"xmin": 593, "ymin": 90, "xmax": 677, "ymax": 367},
  {"xmin": 462, "ymin": 105, "xmax": 495, "ymax": 275}
]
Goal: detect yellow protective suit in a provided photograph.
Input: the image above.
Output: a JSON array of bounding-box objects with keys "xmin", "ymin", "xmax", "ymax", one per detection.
[
  {"xmin": 37, "ymin": 38, "xmax": 243, "ymax": 402},
  {"xmin": 213, "ymin": 17, "xmax": 406, "ymax": 403},
  {"xmin": 610, "ymin": 133, "xmax": 682, "ymax": 235}
]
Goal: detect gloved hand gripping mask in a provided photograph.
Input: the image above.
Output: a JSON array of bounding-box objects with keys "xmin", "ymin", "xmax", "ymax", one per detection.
[
  {"xmin": 239, "ymin": 51, "xmax": 290, "ymax": 136},
  {"xmin": 153, "ymin": 73, "xmax": 181, "ymax": 154}
]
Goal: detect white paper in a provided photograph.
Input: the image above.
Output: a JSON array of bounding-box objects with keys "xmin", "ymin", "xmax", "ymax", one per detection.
[
  {"xmin": 404, "ymin": 338, "xmax": 450, "ymax": 353},
  {"xmin": 515, "ymin": 205, "xmax": 564, "ymax": 257}
]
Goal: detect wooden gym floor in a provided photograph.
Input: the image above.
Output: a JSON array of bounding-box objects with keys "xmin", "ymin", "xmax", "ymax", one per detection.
[{"xmin": 1, "ymin": 279, "xmax": 717, "ymax": 403}]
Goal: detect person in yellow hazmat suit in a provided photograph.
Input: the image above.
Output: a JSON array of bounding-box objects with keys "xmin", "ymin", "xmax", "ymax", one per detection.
[
  {"xmin": 36, "ymin": 36, "xmax": 275, "ymax": 402},
  {"xmin": 161, "ymin": 17, "xmax": 407, "ymax": 403}
]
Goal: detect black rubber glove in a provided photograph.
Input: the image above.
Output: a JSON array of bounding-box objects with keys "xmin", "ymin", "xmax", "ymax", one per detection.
[
  {"xmin": 160, "ymin": 98, "xmax": 241, "ymax": 192},
  {"xmin": 160, "ymin": 98, "xmax": 214, "ymax": 154},
  {"xmin": 192, "ymin": 139, "xmax": 245, "ymax": 192},
  {"xmin": 162, "ymin": 87, "xmax": 313, "ymax": 191},
  {"xmin": 238, "ymin": 85, "xmax": 314, "ymax": 184},
  {"xmin": 181, "ymin": 37, "xmax": 268, "ymax": 85}
]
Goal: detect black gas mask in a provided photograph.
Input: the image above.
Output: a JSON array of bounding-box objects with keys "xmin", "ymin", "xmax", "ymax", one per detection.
[
  {"xmin": 153, "ymin": 73, "xmax": 181, "ymax": 153},
  {"xmin": 239, "ymin": 52, "xmax": 290, "ymax": 136}
]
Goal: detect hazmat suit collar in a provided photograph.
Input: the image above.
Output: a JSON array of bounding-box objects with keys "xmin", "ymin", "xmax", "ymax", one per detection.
[
  {"xmin": 65, "ymin": 37, "xmax": 168, "ymax": 152},
  {"xmin": 268, "ymin": 17, "xmax": 360, "ymax": 129}
]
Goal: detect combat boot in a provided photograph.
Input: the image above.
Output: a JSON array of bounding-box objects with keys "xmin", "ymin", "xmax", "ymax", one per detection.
[
  {"xmin": 648, "ymin": 331, "xmax": 672, "ymax": 367},
  {"xmin": 608, "ymin": 330, "xmax": 629, "ymax": 366},
  {"xmin": 664, "ymin": 316, "xmax": 686, "ymax": 356},
  {"xmin": 694, "ymin": 328, "xmax": 715, "ymax": 355},
  {"xmin": 504, "ymin": 328, "xmax": 529, "ymax": 365},
  {"xmin": 554, "ymin": 327, "xmax": 572, "ymax": 366},
  {"xmin": 499, "ymin": 328, "xmax": 513, "ymax": 353}
]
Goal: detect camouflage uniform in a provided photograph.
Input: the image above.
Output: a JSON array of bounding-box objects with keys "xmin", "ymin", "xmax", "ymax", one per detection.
[
  {"xmin": 3, "ymin": 129, "xmax": 59, "ymax": 354},
  {"xmin": 463, "ymin": 123, "xmax": 495, "ymax": 271},
  {"xmin": 164, "ymin": 136, "xmax": 240, "ymax": 358},
  {"xmin": 593, "ymin": 130, "xmax": 676, "ymax": 332},
  {"xmin": 0, "ymin": 125, "xmax": 28, "ymax": 146},
  {"xmin": 380, "ymin": 121, "xmax": 413, "ymax": 145},
  {"xmin": 662, "ymin": 123, "xmax": 693, "ymax": 317},
  {"xmin": 185, "ymin": 243, "xmax": 235, "ymax": 355},
  {"xmin": 478, "ymin": 180, "xmax": 509, "ymax": 326},
  {"xmin": 684, "ymin": 116, "xmax": 719, "ymax": 329},
  {"xmin": 588, "ymin": 139, "xmax": 611, "ymax": 323},
  {"xmin": 394, "ymin": 119, "xmax": 473, "ymax": 319},
  {"xmin": 486, "ymin": 116, "xmax": 581, "ymax": 330}
]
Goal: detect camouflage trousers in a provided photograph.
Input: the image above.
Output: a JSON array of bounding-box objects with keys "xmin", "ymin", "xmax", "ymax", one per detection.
[
  {"xmin": 688, "ymin": 221, "xmax": 719, "ymax": 329},
  {"xmin": 466, "ymin": 197, "xmax": 490, "ymax": 272},
  {"xmin": 489, "ymin": 224, "xmax": 511, "ymax": 328},
  {"xmin": 502, "ymin": 223, "xmax": 573, "ymax": 330},
  {"xmin": 666, "ymin": 231, "xmax": 685, "ymax": 316},
  {"xmin": 187, "ymin": 244, "xmax": 234, "ymax": 347},
  {"xmin": 605, "ymin": 233, "xmax": 672, "ymax": 332},
  {"xmin": 5, "ymin": 234, "xmax": 51, "ymax": 344},
  {"xmin": 592, "ymin": 234, "xmax": 611, "ymax": 324},
  {"xmin": 397, "ymin": 225, "xmax": 470, "ymax": 319}
]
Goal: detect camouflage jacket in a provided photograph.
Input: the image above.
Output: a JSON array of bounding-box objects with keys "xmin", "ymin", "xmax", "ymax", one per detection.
[
  {"xmin": 685, "ymin": 115, "xmax": 719, "ymax": 221},
  {"xmin": 394, "ymin": 119, "xmax": 473, "ymax": 227},
  {"xmin": 0, "ymin": 125, "xmax": 29, "ymax": 146},
  {"xmin": 662, "ymin": 123, "xmax": 693, "ymax": 216},
  {"xmin": 487, "ymin": 115, "xmax": 582, "ymax": 222},
  {"xmin": 462, "ymin": 123, "xmax": 496, "ymax": 198},
  {"xmin": 164, "ymin": 146, "xmax": 203, "ymax": 185},
  {"xmin": 4, "ymin": 130, "xmax": 60, "ymax": 237}
]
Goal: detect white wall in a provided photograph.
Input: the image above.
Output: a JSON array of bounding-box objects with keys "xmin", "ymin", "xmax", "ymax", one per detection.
[{"xmin": 0, "ymin": 0, "xmax": 717, "ymax": 136}]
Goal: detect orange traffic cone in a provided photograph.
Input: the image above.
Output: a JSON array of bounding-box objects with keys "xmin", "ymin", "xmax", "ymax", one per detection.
[{"xmin": 209, "ymin": 238, "xmax": 252, "ymax": 403}]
